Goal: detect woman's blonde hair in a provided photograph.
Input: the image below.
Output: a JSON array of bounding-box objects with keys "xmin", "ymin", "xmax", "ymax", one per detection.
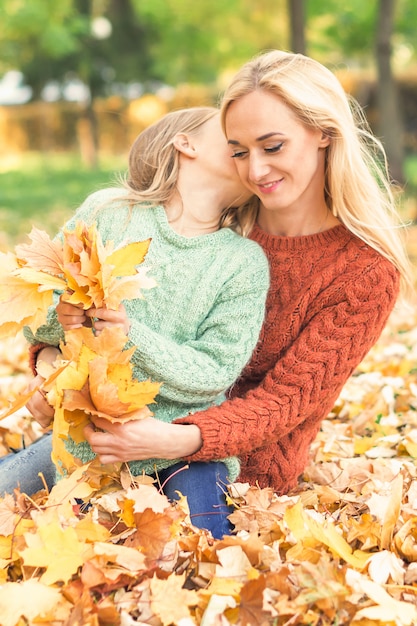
[
  {"xmin": 122, "ymin": 106, "xmax": 253, "ymax": 232},
  {"xmin": 220, "ymin": 49, "xmax": 414, "ymax": 297}
]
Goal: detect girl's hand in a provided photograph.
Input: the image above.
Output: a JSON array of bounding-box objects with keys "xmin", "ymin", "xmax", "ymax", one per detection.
[
  {"xmin": 56, "ymin": 294, "xmax": 90, "ymax": 330},
  {"xmin": 86, "ymin": 303, "xmax": 130, "ymax": 336},
  {"xmin": 25, "ymin": 374, "xmax": 55, "ymax": 429},
  {"xmin": 25, "ymin": 345, "xmax": 61, "ymax": 428},
  {"xmin": 84, "ymin": 416, "xmax": 202, "ymax": 465}
]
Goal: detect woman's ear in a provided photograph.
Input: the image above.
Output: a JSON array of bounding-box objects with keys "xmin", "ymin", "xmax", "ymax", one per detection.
[
  {"xmin": 173, "ymin": 133, "xmax": 197, "ymax": 158},
  {"xmin": 319, "ymin": 132, "xmax": 331, "ymax": 148}
]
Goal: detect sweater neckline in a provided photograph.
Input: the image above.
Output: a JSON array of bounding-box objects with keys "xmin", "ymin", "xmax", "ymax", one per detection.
[
  {"xmin": 153, "ymin": 205, "xmax": 233, "ymax": 247},
  {"xmin": 250, "ymin": 222, "xmax": 350, "ymax": 251}
]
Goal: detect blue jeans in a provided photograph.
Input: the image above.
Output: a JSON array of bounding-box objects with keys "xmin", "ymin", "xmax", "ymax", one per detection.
[
  {"xmin": 156, "ymin": 461, "xmax": 234, "ymax": 539},
  {"xmin": 0, "ymin": 432, "xmax": 56, "ymax": 496},
  {"xmin": 0, "ymin": 434, "xmax": 234, "ymax": 539}
]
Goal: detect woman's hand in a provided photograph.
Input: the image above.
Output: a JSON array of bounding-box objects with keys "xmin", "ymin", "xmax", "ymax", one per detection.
[
  {"xmin": 86, "ymin": 303, "xmax": 130, "ymax": 336},
  {"xmin": 56, "ymin": 295, "xmax": 90, "ymax": 330},
  {"xmin": 25, "ymin": 374, "xmax": 55, "ymax": 429},
  {"xmin": 84, "ymin": 416, "xmax": 202, "ymax": 465}
]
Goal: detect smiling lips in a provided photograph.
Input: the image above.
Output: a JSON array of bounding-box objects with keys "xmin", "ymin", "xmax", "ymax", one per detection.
[{"xmin": 256, "ymin": 179, "xmax": 283, "ymax": 194}]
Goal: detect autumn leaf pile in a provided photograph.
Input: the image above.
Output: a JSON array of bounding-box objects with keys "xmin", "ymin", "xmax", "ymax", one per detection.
[{"xmin": 0, "ymin": 223, "xmax": 416, "ymax": 624}]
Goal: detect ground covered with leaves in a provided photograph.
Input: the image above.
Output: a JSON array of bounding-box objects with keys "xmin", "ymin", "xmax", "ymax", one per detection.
[{"xmin": 0, "ymin": 303, "xmax": 417, "ymax": 626}]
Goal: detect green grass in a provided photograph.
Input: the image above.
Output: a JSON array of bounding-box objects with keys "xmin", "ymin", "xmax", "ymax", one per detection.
[
  {"xmin": 0, "ymin": 152, "xmax": 127, "ymax": 244},
  {"xmin": 405, "ymin": 154, "xmax": 417, "ymax": 189}
]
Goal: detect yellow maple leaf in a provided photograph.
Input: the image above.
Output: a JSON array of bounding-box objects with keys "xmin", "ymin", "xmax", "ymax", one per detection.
[
  {"xmin": 0, "ymin": 221, "xmax": 155, "ymax": 341},
  {"xmin": 106, "ymin": 238, "xmax": 151, "ymax": 277},
  {"xmin": 347, "ymin": 568, "xmax": 417, "ymax": 624},
  {"xmin": 93, "ymin": 541, "xmax": 146, "ymax": 572},
  {"xmin": 46, "ymin": 464, "xmax": 97, "ymax": 509},
  {"xmin": 55, "ymin": 327, "xmax": 160, "ymax": 422},
  {"xmin": 47, "ymin": 326, "xmax": 160, "ymax": 473},
  {"xmin": 14, "ymin": 226, "xmax": 65, "ymax": 275},
  {"xmin": 284, "ymin": 501, "xmax": 370, "ymax": 570},
  {"xmin": 150, "ymin": 573, "xmax": 198, "ymax": 626},
  {"xmin": 62, "ymin": 357, "xmax": 157, "ymax": 422},
  {"xmin": 19, "ymin": 518, "xmax": 91, "ymax": 585},
  {"xmin": 74, "ymin": 515, "xmax": 111, "ymax": 544},
  {"xmin": 0, "ymin": 579, "xmax": 62, "ymax": 626},
  {"xmin": 62, "ymin": 325, "xmax": 135, "ymax": 364},
  {"xmin": 60, "ymin": 222, "xmax": 154, "ymax": 309},
  {"xmin": 0, "ymin": 252, "xmax": 58, "ymax": 335}
]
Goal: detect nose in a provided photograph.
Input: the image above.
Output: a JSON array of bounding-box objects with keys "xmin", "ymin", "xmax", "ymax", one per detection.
[{"xmin": 248, "ymin": 153, "xmax": 270, "ymax": 182}]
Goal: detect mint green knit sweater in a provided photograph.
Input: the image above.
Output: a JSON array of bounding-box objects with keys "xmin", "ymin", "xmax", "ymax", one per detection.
[{"xmin": 25, "ymin": 188, "xmax": 270, "ymax": 480}]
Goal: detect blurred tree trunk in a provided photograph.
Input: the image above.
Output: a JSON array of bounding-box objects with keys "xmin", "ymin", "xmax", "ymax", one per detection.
[
  {"xmin": 287, "ymin": 0, "xmax": 306, "ymax": 54},
  {"xmin": 77, "ymin": 102, "xmax": 98, "ymax": 169},
  {"xmin": 375, "ymin": 0, "xmax": 404, "ymax": 184}
]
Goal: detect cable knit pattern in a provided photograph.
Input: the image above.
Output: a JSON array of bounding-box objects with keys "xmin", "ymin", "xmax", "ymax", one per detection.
[
  {"xmin": 175, "ymin": 223, "xmax": 400, "ymax": 493},
  {"xmin": 25, "ymin": 188, "xmax": 270, "ymax": 480}
]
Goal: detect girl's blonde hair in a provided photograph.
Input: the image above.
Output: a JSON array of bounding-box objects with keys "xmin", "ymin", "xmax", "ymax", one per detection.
[
  {"xmin": 220, "ymin": 49, "xmax": 414, "ymax": 297},
  {"xmin": 123, "ymin": 106, "xmax": 254, "ymax": 232}
]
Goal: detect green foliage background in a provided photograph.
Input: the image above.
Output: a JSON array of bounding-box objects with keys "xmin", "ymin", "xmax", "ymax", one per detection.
[{"xmin": 1, "ymin": 0, "xmax": 417, "ymax": 91}]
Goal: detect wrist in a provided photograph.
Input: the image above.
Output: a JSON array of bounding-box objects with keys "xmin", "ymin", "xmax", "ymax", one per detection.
[{"xmin": 168, "ymin": 423, "xmax": 202, "ymax": 458}]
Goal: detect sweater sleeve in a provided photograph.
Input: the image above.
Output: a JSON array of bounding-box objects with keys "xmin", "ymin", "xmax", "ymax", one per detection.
[
  {"xmin": 174, "ymin": 258, "xmax": 400, "ymax": 459},
  {"xmin": 126, "ymin": 253, "xmax": 269, "ymax": 404}
]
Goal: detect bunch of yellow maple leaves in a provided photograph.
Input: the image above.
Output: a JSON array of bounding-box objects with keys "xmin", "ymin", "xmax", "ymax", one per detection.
[
  {"xmin": 0, "ymin": 222, "xmax": 160, "ymax": 475},
  {"xmin": 0, "ymin": 222, "xmax": 416, "ymax": 625}
]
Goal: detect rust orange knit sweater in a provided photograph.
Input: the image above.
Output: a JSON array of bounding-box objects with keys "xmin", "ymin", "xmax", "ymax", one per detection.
[{"xmin": 175, "ymin": 223, "xmax": 400, "ymax": 493}]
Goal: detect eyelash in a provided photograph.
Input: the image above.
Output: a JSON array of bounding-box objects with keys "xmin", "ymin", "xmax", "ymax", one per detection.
[
  {"xmin": 231, "ymin": 142, "xmax": 284, "ymax": 159},
  {"xmin": 265, "ymin": 142, "xmax": 284, "ymax": 153}
]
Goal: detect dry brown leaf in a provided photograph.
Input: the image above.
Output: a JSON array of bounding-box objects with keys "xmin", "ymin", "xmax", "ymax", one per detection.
[{"xmin": 126, "ymin": 508, "xmax": 178, "ymax": 562}]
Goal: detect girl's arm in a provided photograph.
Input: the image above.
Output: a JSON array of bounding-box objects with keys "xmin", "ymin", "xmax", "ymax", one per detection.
[{"xmin": 124, "ymin": 260, "xmax": 269, "ymax": 405}]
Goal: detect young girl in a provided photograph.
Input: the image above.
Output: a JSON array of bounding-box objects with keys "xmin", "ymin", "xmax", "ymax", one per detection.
[
  {"xmin": 78, "ymin": 50, "xmax": 413, "ymax": 497},
  {"xmin": 2, "ymin": 107, "xmax": 270, "ymax": 539}
]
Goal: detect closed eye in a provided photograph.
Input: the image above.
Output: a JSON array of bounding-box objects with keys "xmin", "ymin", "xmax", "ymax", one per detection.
[
  {"xmin": 265, "ymin": 142, "xmax": 284, "ymax": 154},
  {"xmin": 230, "ymin": 150, "xmax": 248, "ymax": 159}
]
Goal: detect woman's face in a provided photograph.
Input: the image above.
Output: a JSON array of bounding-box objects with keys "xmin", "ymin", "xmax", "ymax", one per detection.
[{"xmin": 224, "ymin": 90, "xmax": 329, "ymax": 216}]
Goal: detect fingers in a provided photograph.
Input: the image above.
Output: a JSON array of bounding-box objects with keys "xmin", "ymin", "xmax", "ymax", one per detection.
[
  {"xmin": 89, "ymin": 416, "xmax": 113, "ymax": 431},
  {"xmin": 57, "ymin": 298, "xmax": 130, "ymax": 335},
  {"xmin": 84, "ymin": 423, "xmax": 117, "ymax": 463},
  {"xmin": 57, "ymin": 297, "xmax": 88, "ymax": 330},
  {"xmin": 86, "ymin": 304, "xmax": 130, "ymax": 336},
  {"xmin": 25, "ymin": 389, "xmax": 54, "ymax": 429}
]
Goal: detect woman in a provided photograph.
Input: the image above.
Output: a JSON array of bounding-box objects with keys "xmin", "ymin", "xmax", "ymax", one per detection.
[
  {"xmin": 76, "ymin": 49, "xmax": 413, "ymax": 495},
  {"xmin": 0, "ymin": 106, "xmax": 270, "ymax": 539}
]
